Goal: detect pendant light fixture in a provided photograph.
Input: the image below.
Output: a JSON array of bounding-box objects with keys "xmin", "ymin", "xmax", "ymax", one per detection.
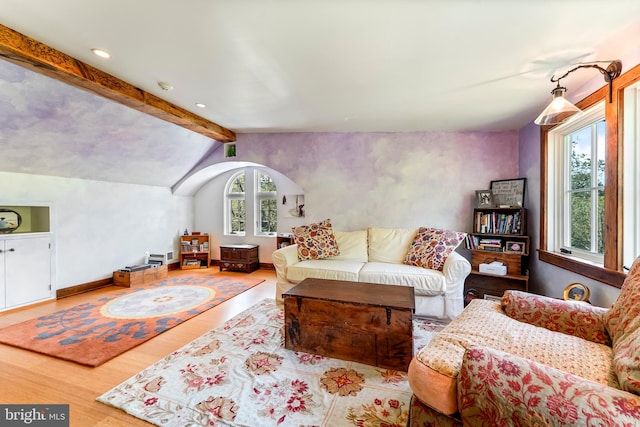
[{"xmin": 534, "ymin": 60, "xmax": 622, "ymax": 126}]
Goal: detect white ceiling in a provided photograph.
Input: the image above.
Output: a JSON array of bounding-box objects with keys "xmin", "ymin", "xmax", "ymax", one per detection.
[{"xmin": 1, "ymin": 0, "xmax": 640, "ymax": 134}]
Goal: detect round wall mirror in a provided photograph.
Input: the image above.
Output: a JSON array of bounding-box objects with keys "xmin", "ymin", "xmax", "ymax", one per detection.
[{"xmin": 0, "ymin": 209, "xmax": 22, "ymax": 234}]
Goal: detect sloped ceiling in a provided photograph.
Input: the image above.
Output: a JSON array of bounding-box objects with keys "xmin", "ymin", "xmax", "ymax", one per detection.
[
  {"xmin": 0, "ymin": 59, "xmax": 217, "ymax": 187},
  {"xmin": 1, "ymin": 1, "xmax": 640, "ymax": 188}
]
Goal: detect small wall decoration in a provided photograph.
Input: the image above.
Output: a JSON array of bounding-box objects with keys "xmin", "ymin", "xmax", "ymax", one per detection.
[
  {"xmin": 563, "ymin": 283, "xmax": 591, "ymax": 302},
  {"xmin": 475, "ymin": 190, "xmax": 494, "ymax": 208},
  {"xmin": 505, "ymin": 241, "xmax": 525, "ymax": 254},
  {"xmin": 490, "ymin": 178, "xmax": 526, "ymax": 207},
  {"xmin": 283, "ymin": 194, "xmax": 305, "ymax": 217},
  {"xmin": 0, "ymin": 208, "xmax": 22, "ymax": 234}
]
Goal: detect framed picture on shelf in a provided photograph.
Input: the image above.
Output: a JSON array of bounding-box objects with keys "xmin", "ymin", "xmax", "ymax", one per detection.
[
  {"xmin": 490, "ymin": 178, "xmax": 526, "ymax": 207},
  {"xmin": 563, "ymin": 283, "xmax": 590, "ymax": 302},
  {"xmin": 505, "ymin": 241, "xmax": 525, "ymax": 254},
  {"xmin": 475, "ymin": 190, "xmax": 494, "ymax": 208}
]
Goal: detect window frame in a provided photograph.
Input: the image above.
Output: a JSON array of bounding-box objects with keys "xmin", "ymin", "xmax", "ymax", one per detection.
[
  {"xmin": 539, "ymin": 63, "xmax": 640, "ymax": 288},
  {"xmin": 254, "ymin": 170, "xmax": 277, "ymax": 236},
  {"xmin": 546, "ymin": 103, "xmax": 605, "ymax": 264},
  {"xmin": 224, "ymin": 171, "xmax": 246, "ymax": 236}
]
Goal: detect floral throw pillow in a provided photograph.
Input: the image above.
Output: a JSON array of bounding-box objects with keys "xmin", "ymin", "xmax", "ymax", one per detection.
[
  {"xmin": 292, "ymin": 219, "xmax": 340, "ymax": 260},
  {"xmin": 404, "ymin": 227, "xmax": 466, "ymax": 271}
]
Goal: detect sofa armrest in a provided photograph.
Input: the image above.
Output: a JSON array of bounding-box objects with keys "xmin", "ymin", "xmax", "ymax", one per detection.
[
  {"xmin": 442, "ymin": 251, "xmax": 471, "ymax": 293},
  {"xmin": 458, "ymin": 346, "xmax": 640, "ymax": 426},
  {"xmin": 272, "ymin": 244, "xmax": 300, "ymax": 282},
  {"xmin": 501, "ymin": 290, "xmax": 611, "ymax": 345}
]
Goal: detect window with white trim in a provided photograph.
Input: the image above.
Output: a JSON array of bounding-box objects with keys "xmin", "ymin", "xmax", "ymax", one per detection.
[
  {"xmin": 224, "ymin": 168, "xmax": 278, "ymax": 237},
  {"xmin": 546, "ymin": 102, "xmax": 605, "ymax": 264},
  {"xmin": 255, "ymin": 170, "xmax": 277, "ymax": 235},
  {"xmin": 225, "ymin": 171, "xmax": 245, "ymax": 235}
]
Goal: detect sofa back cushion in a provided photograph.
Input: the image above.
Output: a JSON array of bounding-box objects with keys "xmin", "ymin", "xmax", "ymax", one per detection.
[
  {"xmin": 604, "ymin": 255, "xmax": 640, "ymax": 345},
  {"xmin": 325, "ymin": 230, "xmax": 368, "ymax": 262},
  {"xmin": 605, "ymin": 255, "xmax": 640, "ymax": 394},
  {"xmin": 611, "ymin": 326, "xmax": 640, "ymax": 394},
  {"xmin": 367, "ymin": 227, "xmax": 417, "ymax": 263}
]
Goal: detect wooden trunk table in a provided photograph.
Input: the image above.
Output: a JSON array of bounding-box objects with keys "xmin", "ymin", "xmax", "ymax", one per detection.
[
  {"xmin": 219, "ymin": 244, "xmax": 259, "ymax": 272},
  {"xmin": 283, "ymin": 278, "xmax": 415, "ymax": 371}
]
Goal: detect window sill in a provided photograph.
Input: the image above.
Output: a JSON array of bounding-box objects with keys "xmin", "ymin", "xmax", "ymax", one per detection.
[{"xmin": 538, "ymin": 250, "xmax": 626, "ymax": 288}]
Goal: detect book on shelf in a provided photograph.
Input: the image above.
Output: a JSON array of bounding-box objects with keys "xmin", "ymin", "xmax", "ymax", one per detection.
[{"xmin": 474, "ymin": 211, "xmax": 522, "ymax": 234}]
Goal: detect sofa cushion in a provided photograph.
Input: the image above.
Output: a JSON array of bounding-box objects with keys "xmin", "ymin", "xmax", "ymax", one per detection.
[
  {"xmin": 359, "ymin": 262, "xmax": 446, "ymax": 295},
  {"xmin": 404, "ymin": 227, "xmax": 466, "ymax": 271},
  {"xmin": 604, "ymin": 256, "xmax": 640, "ymax": 346},
  {"xmin": 286, "ymin": 259, "xmax": 364, "ymax": 283},
  {"xmin": 501, "ymin": 290, "xmax": 610, "ymax": 345},
  {"xmin": 612, "ymin": 326, "xmax": 640, "ymax": 394},
  {"xmin": 291, "ymin": 219, "xmax": 340, "ymax": 260},
  {"xmin": 325, "ymin": 230, "xmax": 368, "ymax": 262},
  {"xmin": 408, "ymin": 299, "xmax": 614, "ymax": 416},
  {"xmin": 367, "ymin": 227, "xmax": 417, "ymax": 263}
]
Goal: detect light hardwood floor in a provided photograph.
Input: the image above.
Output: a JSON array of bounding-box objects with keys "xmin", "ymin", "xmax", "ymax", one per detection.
[{"xmin": 0, "ymin": 267, "xmax": 277, "ymax": 426}]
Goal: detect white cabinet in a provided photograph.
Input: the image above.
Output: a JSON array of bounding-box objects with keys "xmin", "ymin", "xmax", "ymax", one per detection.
[{"xmin": 0, "ymin": 234, "xmax": 52, "ymax": 311}]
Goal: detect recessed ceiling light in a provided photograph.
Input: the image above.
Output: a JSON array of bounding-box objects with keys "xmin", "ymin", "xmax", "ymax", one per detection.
[
  {"xmin": 91, "ymin": 48, "xmax": 111, "ymax": 59},
  {"xmin": 195, "ymin": 103, "xmax": 206, "ymax": 108}
]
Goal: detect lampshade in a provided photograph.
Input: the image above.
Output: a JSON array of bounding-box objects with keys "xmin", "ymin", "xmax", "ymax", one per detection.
[{"xmin": 534, "ymin": 85, "xmax": 582, "ymax": 125}]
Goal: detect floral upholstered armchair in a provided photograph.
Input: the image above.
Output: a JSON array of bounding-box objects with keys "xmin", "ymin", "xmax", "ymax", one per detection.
[{"xmin": 408, "ymin": 256, "xmax": 640, "ymax": 426}]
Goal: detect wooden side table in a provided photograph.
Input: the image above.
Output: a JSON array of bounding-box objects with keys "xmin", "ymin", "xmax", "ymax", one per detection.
[{"xmin": 219, "ymin": 244, "xmax": 259, "ymax": 272}]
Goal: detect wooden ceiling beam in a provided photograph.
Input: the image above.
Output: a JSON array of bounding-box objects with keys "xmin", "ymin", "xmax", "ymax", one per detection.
[{"xmin": 0, "ymin": 24, "xmax": 236, "ymax": 142}]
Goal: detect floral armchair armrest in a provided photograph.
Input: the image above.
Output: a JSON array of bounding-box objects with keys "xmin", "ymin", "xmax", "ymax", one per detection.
[
  {"xmin": 458, "ymin": 346, "xmax": 640, "ymax": 426},
  {"xmin": 501, "ymin": 290, "xmax": 611, "ymax": 345}
]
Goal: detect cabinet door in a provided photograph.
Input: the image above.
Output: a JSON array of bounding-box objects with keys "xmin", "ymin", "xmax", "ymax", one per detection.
[{"xmin": 4, "ymin": 236, "xmax": 52, "ymax": 308}]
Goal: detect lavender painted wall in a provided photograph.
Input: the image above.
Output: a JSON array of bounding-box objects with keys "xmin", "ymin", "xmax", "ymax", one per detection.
[{"xmin": 190, "ymin": 131, "xmax": 520, "ymax": 263}]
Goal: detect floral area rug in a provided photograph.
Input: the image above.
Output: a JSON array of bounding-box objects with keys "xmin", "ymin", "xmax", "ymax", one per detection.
[
  {"xmin": 0, "ymin": 273, "xmax": 264, "ymax": 367},
  {"xmin": 97, "ymin": 299, "xmax": 447, "ymax": 426}
]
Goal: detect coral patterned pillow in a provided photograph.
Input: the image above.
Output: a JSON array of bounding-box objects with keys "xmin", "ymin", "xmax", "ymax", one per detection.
[
  {"xmin": 604, "ymin": 255, "xmax": 640, "ymax": 346},
  {"xmin": 291, "ymin": 219, "xmax": 340, "ymax": 260},
  {"xmin": 404, "ymin": 227, "xmax": 466, "ymax": 271},
  {"xmin": 612, "ymin": 326, "xmax": 640, "ymax": 394}
]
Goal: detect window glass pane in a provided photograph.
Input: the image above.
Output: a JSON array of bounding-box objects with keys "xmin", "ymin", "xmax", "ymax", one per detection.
[
  {"xmin": 570, "ymin": 190, "xmax": 591, "ymax": 251},
  {"xmin": 260, "ymin": 199, "xmax": 277, "ymax": 233},
  {"xmin": 230, "ymin": 174, "xmax": 245, "ymax": 193},
  {"xmin": 257, "ymin": 171, "xmax": 276, "ymax": 192},
  {"xmin": 570, "ymin": 126, "xmax": 593, "ymax": 190},
  {"xmin": 230, "ymin": 199, "xmax": 245, "ymax": 233}
]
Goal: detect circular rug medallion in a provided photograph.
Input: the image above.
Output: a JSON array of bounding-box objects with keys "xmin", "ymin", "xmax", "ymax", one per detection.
[{"xmin": 101, "ymin": 285, "xmax": 216, "ymax": 319}]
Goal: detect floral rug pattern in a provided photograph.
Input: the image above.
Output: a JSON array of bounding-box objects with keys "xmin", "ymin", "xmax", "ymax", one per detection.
[{"xmin": 97, "ymin": 299, "xmax": 446, "ymax": 426}]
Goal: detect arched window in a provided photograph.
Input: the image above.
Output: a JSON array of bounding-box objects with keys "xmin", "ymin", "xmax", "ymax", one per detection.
[
  {"xmin": 225, "ymin": 171, "xmax": 245, "ymax": 235},
  {"xmin": 256, "ymin": 170, "xmax": 277, "ymax": 235},
  {"xmin": 224, "ymin": 168, "xmax": 278, "ymax": 236}
]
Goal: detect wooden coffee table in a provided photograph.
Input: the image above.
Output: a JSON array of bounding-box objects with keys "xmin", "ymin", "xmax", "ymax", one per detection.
[{"xmin": 282, "ymin": 278, "xmax": 415, "ymax": 371}]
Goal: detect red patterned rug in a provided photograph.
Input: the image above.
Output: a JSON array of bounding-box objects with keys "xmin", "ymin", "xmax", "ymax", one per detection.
[
  {"xmin": 0, "ymin": 272, "xmax": 264, "ymax": 367},
  {"xmin": 98, "ymin": 300, "xmax": 445, "ymax": 426}
]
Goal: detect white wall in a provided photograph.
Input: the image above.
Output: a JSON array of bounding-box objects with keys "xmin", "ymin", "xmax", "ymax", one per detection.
[
  {"xmin": 1, "ymin": 171, "xmax": 193, "ymax": 290},
  {"xmin": 194, "ymin": 165, "xmax": 305, "ymax": 263}
]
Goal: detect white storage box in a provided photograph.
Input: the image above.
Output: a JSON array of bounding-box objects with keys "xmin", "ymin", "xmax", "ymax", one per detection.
[{"xmin": 479, "ymin": 261, "xmax": 507, "ymax": 276}]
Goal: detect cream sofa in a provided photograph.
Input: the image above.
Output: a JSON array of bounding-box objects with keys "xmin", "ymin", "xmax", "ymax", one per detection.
[
  {"xmin": 272, "ymin": 227, "xmax": 471, "ymax": 319},
  {"xmin": 407, "ymin": 257, "xmax": 640, "ymax": 425}
]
